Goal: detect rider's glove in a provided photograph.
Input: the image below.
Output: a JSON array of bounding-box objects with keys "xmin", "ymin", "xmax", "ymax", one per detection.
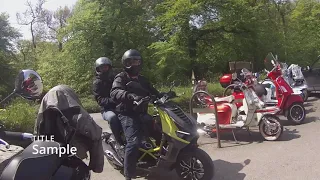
[{"xmin": 127, "ymin": 93, "xmax": 142, "ymax": 102}]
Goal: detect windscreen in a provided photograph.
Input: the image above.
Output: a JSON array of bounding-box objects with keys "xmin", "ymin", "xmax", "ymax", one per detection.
[{"xmin": 264, "ymin": 52, "xmax": 278, "ymax": 71}]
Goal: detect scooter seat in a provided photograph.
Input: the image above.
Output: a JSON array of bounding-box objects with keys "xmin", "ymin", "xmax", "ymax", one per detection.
[
  {"xmin": 0, "ymin": 141, "xmax": 63, "ymax": 180},
  {"xmin": 214, "ymin": 96, "xmax": 234, "ymax": 103}
]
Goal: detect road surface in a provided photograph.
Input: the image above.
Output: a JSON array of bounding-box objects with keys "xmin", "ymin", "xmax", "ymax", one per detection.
[{"xmin": 90, "ymin": 97, "xmax": 320, "ymax": 180}]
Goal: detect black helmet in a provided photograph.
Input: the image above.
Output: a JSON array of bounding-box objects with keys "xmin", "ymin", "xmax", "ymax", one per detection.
[
  {"xmin": 95, "ymin": 57, "xmax": 112, "ymax": 75},
  {"xmin": 121, "ymin": 49, "xmax": 142, "ymax": 76}
]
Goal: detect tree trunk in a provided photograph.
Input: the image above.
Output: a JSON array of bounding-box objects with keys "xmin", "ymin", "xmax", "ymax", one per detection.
[{"xmin": 30, "ymin": 22, "xmax": 36, "ymax": 49}]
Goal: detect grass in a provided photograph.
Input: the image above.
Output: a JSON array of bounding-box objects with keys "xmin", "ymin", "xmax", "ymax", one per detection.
[{"xmin": 0, "ymin": 82, "xmax": 224, "ymax": 132}]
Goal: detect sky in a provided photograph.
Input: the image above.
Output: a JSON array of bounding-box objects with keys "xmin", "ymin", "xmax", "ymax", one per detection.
[{"xmin": 0, "ymin": 0, "xmax": 78, "ymax": 40}]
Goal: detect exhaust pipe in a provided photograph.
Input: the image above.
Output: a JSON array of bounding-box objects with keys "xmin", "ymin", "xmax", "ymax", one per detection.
[
  {"xmin": 102, "ymin": 142, "xmax": 123, "ymax": 167},
  {"xmin": 104, "ymin": 150, "xmax": 123, "ymax": 167}
]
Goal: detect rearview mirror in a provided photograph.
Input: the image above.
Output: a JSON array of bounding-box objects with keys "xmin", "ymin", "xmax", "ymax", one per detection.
[{"xmin": 14, "ymin": 69, "xmax": 43, "ymax": 100}]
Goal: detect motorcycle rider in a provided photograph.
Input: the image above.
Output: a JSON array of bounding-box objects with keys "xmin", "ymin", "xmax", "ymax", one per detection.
[
  {"xmin": 110, "ymin": 49, "xmax": 162, "ymax": 180},
  {"xmin": 93, "ymin": 57, "xmax": 124, "ymax": 146}
]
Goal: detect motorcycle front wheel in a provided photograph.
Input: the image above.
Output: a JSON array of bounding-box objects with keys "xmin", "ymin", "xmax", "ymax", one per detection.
[
  {"xmin": 259, "ymin": 114, "xmax": 283, "ymax": 141},
  {"xmin": 175, "ymin": 148, "xmax": 214, "ymax": 180}
]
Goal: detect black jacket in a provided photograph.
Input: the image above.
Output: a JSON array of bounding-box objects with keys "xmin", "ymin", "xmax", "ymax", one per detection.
[
  {"xmin": 93, "ymin": 73, "xmax": 117, "ymax": 112},
  {"xmin": 110, "ymin": 72, "xmax": 160, "ymax": 114}
]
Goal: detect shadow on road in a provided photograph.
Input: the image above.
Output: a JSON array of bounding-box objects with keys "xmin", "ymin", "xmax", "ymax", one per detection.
[
  {"xmin": 196, "ymin": 130, "xmax": 260, "ymax": 148},
  {"xmin": 279, "ymin": 128, "xmax": 301, "ymax": 141},
  {"xmin": 280, "ymin": 115, "xmax": 319, "ymax": 126},
  {"xmin": 304, "ymin": 116, "xmax": 319, "ymax": 123},
  {"xmin": 308, "ymin": 95, "xmax": 320, "ymax": 100},
  {"xmin": 303, "ymin": 102, "xmax": 314, "ymax": 108},
  {"xmin": 139, "ymin": 159, "xmax": 250, "ymax": 180},
  {"xmin": 212, "ymin": 159, "xmax": 250, "ymax": 180},
  {"xmin": 197, "ymin": 125, "xmax": 301, "ymax": 148},
  {"xmin": 306, "ymin": 108, "xmax": 316, "ymax": 114}
]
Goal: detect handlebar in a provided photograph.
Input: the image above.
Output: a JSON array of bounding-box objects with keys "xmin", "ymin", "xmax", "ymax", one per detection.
[
  {"xmin": 133, "ymin": 96, "xmax": 151, "ymax": 106},
  {"xmin": 132, "ymin": 91, "xmax": 180, "ymax": 107},
  {"xmin": 0, "ymin": 131, "xmax": 33, "ymax": 140},
  {"xmin": 0, "ymin": 131, "xmax": 33, "ymax": 149}
]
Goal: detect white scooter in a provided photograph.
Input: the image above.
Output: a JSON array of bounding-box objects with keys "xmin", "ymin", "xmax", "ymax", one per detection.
[{"xmin": 195, "ymin": 69, "xmax": 283, "ymax": 141}]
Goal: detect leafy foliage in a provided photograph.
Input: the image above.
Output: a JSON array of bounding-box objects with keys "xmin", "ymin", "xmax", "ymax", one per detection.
[
  {"xmin": 0, "ymin": 98, "xmax": 38, "ymax": 133},
  {"xmin": 1, "ymin": 0, "xmax": 320, "ymax": 130}
]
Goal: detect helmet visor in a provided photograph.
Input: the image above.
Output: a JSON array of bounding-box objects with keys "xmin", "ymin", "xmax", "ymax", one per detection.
[
  {"xmin": 98, "ymin": 64, "xmax": 110, "ymax": 72},
  {"xmin": 124, "ymin": 57, "xmax": 141, "ymax": 68}
]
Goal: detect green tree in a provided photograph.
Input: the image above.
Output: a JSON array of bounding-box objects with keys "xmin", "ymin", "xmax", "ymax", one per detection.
[{"xmin": 0, "ymin": 13, "xmax": 21, "ymax": 98}]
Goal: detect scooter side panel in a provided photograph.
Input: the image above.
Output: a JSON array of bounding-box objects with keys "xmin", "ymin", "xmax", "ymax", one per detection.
[{"xmin": 284, "ymin": 94, "xmax": 304, "ymax": 110}]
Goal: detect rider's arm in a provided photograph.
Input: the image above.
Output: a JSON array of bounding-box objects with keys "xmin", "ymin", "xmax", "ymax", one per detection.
[
  {"xmin": 110, "ymin": 74, "xmax": 132, "ymax": 103},
  {"xmin": 139, "ymin": 76, "xmax": 161, "ymax": 97},
  {"xmin": 92, "ymin": 79, "xmax": 113, "ymax": 107}
]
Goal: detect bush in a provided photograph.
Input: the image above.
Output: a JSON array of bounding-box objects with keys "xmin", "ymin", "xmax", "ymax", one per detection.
[
  {"xmin": 80, "ymin": 96, "xmax": 100, "ymax": 113},
  {"xmin": 0, "ymin": 98, "xmax": 39, "ymax": 133}
]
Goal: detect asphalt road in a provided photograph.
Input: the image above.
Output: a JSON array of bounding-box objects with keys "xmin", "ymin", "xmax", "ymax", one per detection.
[{"xmin": 90, "ymin": 96, "xmax": 320, "ymax": 180}]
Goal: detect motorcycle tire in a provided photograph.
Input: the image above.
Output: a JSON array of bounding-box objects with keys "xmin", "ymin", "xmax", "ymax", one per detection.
[
  {"xmin": 259, "ymin": 114, "xmax": 283, "ymax": 141},
  {"xmin": 175, "ymin": 148, "xmax": 214, "ymax": 180},
  {"xmin": 287, "ymin": 102, "xmax": 306, "ymax": 125}
]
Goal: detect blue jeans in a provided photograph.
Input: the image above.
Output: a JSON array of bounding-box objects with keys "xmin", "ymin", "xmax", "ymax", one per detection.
[
  {"xmin": 102, "ymin": 111, "xmax": 123, "ymax": 145},
  {"xmin": 118, "ymin": 114, "xmax": 142, "ymax": 178}
]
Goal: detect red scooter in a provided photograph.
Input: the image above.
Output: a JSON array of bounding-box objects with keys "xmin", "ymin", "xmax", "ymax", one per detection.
[{"xmin": 220, "ymin": 53, "xmax": 306, "ymax": 125}]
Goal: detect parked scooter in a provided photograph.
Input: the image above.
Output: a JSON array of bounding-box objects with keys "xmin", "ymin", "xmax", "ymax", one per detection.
[
  {"xmin": 264, "ymin": 54, "xmax": 306, "ymax": 124},
  {"xmin": 195, "ymin": 68, "xmax": 283, "ymax": 141},
  {"xmin": 0, "ymin": 69, "xmax": 92, "ymax": 180},
  {"xmin": 103, "ymin": 81, "xmax": 215, "ymax": 180},
  {"xmin": 260, "ymin": 61, "xmax": 308, "ymax": 104},
  {"xmin": 221, "ymin": 53, "xmax": 306, "ymax": 125}
]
